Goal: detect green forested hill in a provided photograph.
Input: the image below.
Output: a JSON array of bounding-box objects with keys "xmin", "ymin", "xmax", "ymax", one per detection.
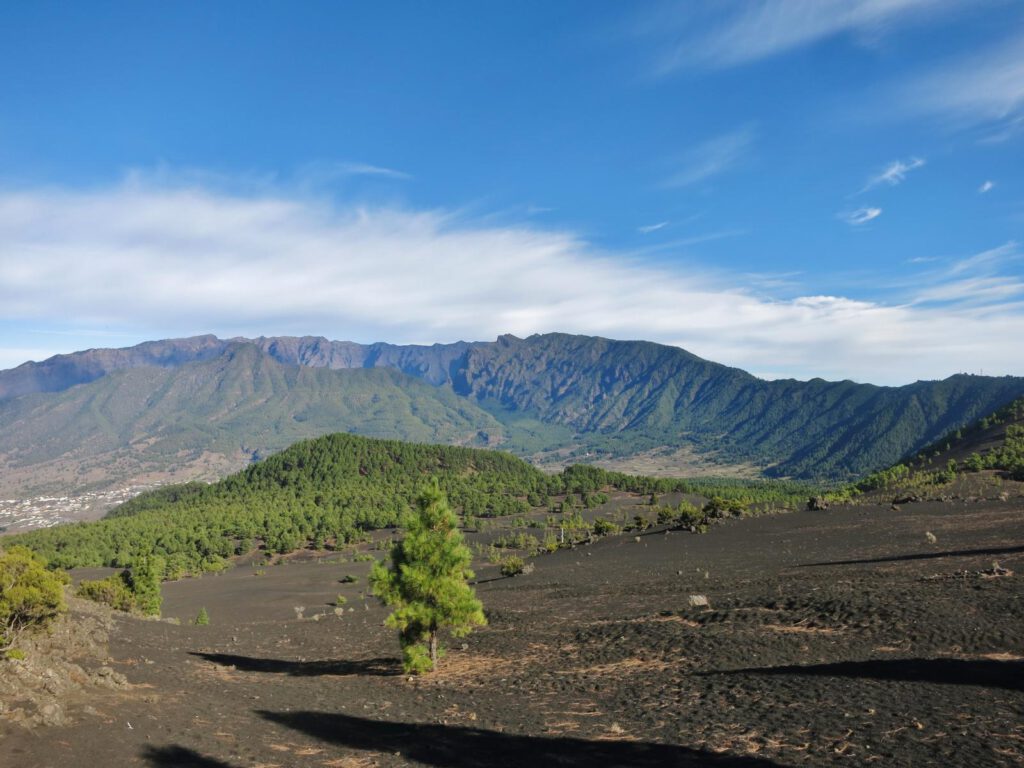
[
  {"xmin": 7, "ymin": 432, "xmax": 812, "ymax": 575},
  {"xmin": 7, "ymin": 433, "xmax": 550, "ymax": 574},
  {"xmin": 1, "ymin": 333, "xmax": 1022, "ymax": 492}
]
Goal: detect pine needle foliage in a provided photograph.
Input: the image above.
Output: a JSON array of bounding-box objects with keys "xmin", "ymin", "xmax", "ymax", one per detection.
[{"xmin": 370, "ymin": 482, "xmax": 485, "ymax": 674}]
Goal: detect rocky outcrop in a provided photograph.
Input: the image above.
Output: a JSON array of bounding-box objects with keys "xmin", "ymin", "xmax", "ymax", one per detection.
[{"xmin": 0, "ymin": 597, "xmax": 126, "ymax": 729}]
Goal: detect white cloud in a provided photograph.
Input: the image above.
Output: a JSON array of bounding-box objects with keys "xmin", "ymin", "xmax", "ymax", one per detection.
[
  {"xmin": 979, "ymin": 180, "xmax": 995, "ymax": 193},
  {"xmin": 840, "ymin": 207, "xmax": 883, "ymax": 225},
  {"xmin": 638, "ymin": 221, "xmax": 669, "ymax": 234},
  {"xmin": 664, "ymin": 128, "xmax": 753, "ymax": 187},
  {"xmin": 863, "ymin": 157, "xmax": 925, "ymax": 191},
  {"xmin": 649, "ymin": 0, "xmax": 976, "ymax": 73},
  {"xmin": 0, "ymin": 177, "xmax": 1022, "ymax": 384}
]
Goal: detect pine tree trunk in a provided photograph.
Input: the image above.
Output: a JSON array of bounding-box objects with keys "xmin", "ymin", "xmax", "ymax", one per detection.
[{"xmin": 429, "ymin": 632, "xmax": 438, "ymax": 666}]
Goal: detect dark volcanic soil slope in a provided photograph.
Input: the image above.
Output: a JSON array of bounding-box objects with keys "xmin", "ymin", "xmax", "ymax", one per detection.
[{"xmin": 3, "ymin": 499, "xmax": 1023, "ymax": 767}]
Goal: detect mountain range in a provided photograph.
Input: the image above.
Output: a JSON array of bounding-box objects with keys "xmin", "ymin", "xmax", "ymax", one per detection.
[{"xmin": 1, "ymin": 332, "xmax": 1021, "ymax": 496}]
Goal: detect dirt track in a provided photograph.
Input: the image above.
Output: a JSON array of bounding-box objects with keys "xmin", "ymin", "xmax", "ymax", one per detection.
[{"xmin": 4, "ymin": 499, "xmax": 1024, "ymax": 767}]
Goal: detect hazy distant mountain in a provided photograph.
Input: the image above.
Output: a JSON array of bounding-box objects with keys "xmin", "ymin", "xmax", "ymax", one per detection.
[{"xmin": 1, "ymin": 332, "xmax": 1021, "ymax": 495}]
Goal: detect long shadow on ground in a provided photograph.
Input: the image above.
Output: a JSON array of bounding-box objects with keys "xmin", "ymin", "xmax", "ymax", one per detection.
[
  {"xmin": 701, "ymin": 658, "xmax": 1024, "ymax": 692},
  {"xmin": 799, "ymin": 543, "xmax": 1024, "ymax": 567},
  {"xmin": 190, "ymin": 652, "xmax": 401, "ymax": 677},
  {"xmin": 258, "ymin": 710, "xmax": 787, "ymax": 767},
  {"xmin": 143, "ymin": 745, "xmax": 237, "ymax": 767}
]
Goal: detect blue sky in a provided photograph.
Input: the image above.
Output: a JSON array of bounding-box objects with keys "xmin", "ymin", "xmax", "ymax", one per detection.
[{"xmin": 0, "ymin": 0, "xmax": 1022, "ymax": 383}]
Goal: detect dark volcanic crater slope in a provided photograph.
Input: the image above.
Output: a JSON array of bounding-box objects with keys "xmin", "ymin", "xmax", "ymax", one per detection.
[{"xmin": 4, "ymin": 497, "xmax": 1023, "ymax": 767}]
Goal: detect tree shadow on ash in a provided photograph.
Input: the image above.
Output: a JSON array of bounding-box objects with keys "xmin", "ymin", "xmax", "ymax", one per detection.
[
  {"xmin": 258, "ymin": 710, "xmax": 786, "ymax": 767},
  {"xmin": 701, "ymin": 658, "xmax": 1024, "ymax": 692},
  {"xmin": 143, "ymin": 745, "xmax": 238, "ymax": 767},
  {"xmin": 189, "ymin": 651, "xmax": 401, "ymax": 677},
  {"xmin": 799, "ymin": 543, "xmax": 1024, "ymax": 567}
]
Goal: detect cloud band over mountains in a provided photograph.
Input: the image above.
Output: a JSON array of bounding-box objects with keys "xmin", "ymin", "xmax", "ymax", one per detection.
[{"xmin": 1, "ymin": 177, "xmax": 1021, "ymax": 384}]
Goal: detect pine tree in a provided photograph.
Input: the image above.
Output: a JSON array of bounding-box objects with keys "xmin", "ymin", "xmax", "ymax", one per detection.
[
  {"xmin": 370, "ymin": 482, "xmax": 486, "ymax": 674},
  {"xmin": 128, "ymin": 555, "xmax": 163, "ymax": 616}
]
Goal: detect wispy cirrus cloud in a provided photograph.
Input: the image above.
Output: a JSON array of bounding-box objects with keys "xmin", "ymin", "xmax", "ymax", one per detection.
[
  {"xmin": 638, "ymin": 221, "xmax": 669, "ymax": 234},
  {"xmin": 840, "ymin": 207, "xmax": 883, "ymax": 225},
  {"xmin": 0, "ymin": 175, "xmax": 1022, "ymax": 384},
  {"xmin": 862, "ymin": 157, "xmax": 926, "ymax": 191},
  {"xmin": 296, "ymin": 160, "xmax": 412, "ymax": 185},
  {"xmin": 330, "ymin": 161, "xmax": 412, "ymax": 180},
  {"xmin": 646, "ymin": 0, "xmax": 977, "ymax": 73},
  {"xmin": 896, "ymin": 30, "xmax": 1024, "ymax": 129},
  {"xmin": 947, "ymin": 240, "xmax": 1019, "ymax": 276},
  {"xmin": 664, "ymin": 128, "xmax": 754, "ymax": 188},
  {"xmin": 911, "ymin": 241, "xmax": 1024, "ymax": 307}
]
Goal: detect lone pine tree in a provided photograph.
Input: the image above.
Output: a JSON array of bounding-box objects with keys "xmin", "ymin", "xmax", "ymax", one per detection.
[
  {"xmin": 370, "ymin": 482, "xmax": 486, "ymax": 674},
  {"xmin": 128, "ymin": 555, "xmax": 164, "ymax": 617}
]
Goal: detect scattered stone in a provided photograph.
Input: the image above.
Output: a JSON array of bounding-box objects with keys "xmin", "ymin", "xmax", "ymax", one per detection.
[
  {"xmin": 688, "ymin": 594, "xmax": 710, "ymax": 608},
  {"xmin": 893, "ymin": 494, "xmax": 921, "ymax": 505},
  {"xmin": 38, "ymin": 703, "xmax": 67, "ymax": 727},
  {"xmin": 925, "ymin": 531, "xmax": 937, "ymax": 544}
]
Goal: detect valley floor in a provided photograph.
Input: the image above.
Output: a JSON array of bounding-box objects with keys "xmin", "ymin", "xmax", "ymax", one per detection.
[{"xmin": 4, "ymin": 498, "xmax": 1024, "ymax": 767}]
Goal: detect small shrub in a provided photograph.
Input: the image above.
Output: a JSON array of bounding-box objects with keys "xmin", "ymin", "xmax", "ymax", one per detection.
[
  {"xmin": 339, "ymin": 574, "xmax": 358, "ymax": 584},
  {"xmin": 593, "ymin": 518, "xmax": 619, "ymax": 536},
  {"xmin": 78, "ymin": 573, "xmax": 135, "ymax": 612},
  {"xmin": 335, "ymin": 595, "xmax": 348, "ymax": 606},
  {"xmin": 657, "ymin": 506, "xmax": 679, "ymax": 525},
  {"xmin": 500, "ymin": 556, "xmax": 525, "ymax": 577},
  {"xmin": 0, "ymin": 546, "xmax": 68, "ymax": 654},
  {"xmin": 194, "ymin": 607, "xmax": 210, "ymax": 625}
]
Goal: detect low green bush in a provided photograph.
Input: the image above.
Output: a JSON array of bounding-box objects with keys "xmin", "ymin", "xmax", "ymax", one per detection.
[
  {"xmin": 77, "ymin": 573, "xmax": 135, "ymax": 612},
  {"xmin": 500, "ymin": 555, "xmax": 525, "ymax": 577},
  {"xmin": 0, "ymin": 546, "xmax": 68, "ymax": 654}
]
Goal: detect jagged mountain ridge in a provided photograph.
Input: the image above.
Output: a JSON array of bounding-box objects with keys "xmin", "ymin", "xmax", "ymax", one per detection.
[{"xmin": 1, "ymin": 332, "xmax": 1022, "ymax": 494}]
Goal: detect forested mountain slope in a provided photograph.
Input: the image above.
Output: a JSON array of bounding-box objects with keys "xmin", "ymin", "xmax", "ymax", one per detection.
[
  {"xmin": 0, "ymin": 344, "xmax": 505, "ymax": 495},
  {"xmin": 1, "ymin": 332, "xmax": 1021, "ymax": 493}
]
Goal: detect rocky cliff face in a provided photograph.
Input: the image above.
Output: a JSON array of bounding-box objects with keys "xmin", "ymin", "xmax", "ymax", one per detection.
[{"xmin": 0, "ymin": 335, "xmax": 229, "ymax": 400}]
